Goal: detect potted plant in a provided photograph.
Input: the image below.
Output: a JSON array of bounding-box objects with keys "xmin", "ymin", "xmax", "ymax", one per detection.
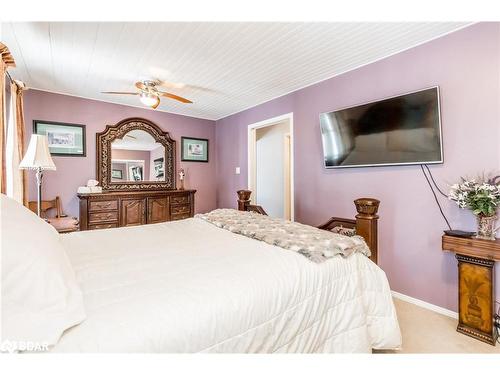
[{"xmin": 448, "ymin": 175, "xmax": 500, "ymax": 240}]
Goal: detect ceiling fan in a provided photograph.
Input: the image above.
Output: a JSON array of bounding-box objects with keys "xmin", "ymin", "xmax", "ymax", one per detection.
[{"xmin": 101, "ymin": 80, "xmax": 193, "ymax": 109}]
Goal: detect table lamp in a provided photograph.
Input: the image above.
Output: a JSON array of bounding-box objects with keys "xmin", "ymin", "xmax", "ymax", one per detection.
[{"xmin": 19, "ymin": 134, "xmax": 56, "ymax": 217}]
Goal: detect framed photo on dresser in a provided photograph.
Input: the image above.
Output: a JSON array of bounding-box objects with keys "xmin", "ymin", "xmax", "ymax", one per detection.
[
  {"xmin": 33, "ymin": 120, "xmax": 86, "ymax": 157},
  {"xmin": 181, "ymin": 136, "xmax": 209, "ymax": 162}
]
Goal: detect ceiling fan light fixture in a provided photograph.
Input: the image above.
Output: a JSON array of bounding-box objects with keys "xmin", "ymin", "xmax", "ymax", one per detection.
[
  {"xmin": 139, "ymin": 91, "xmax": 159, "ymax": 107},
  {"xmin": 102, "ymin": 80, "xmax": 191, "ymax": 107}
]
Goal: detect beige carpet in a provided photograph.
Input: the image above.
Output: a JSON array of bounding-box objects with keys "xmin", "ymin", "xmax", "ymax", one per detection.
[{"xmin": 380, "ymin": 298, "xmax": 500, "ymax": 353}]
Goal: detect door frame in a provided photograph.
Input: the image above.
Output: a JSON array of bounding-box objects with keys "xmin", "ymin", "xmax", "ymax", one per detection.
[{"xmin": 247, "ymin": 112, "xmax": 294, "ymax": 221}]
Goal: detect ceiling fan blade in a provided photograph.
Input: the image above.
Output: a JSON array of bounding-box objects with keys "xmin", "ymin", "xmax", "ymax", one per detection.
[
  {"xmin": 159, "ymin": 81, "xmax": 214, "ymax": 93},
  {"xmin": 135, "ymin": 81, "xmax": 148, "ymax": 91},
  {"xmin": 151, "ymin": 96, "xmax": 161, "ymax": 110},
  {"xmin": 101, "ymin": 91, "xmax": 138, "ymax": 95},
  {"xmin": 158, "ymin": 80, "xmax": 185, "ymax": 89},
  {"xmin": 158, "ymin": 91, "xmax": 193, "ymax": 104}
]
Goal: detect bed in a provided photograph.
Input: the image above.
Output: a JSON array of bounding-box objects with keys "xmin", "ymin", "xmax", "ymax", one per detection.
[{"xmin": 1, "ymin": 191, "xmax": 401, "ymax": 353}]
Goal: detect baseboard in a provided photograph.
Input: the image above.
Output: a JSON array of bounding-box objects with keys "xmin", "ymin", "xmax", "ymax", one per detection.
[{"xmin": 391, "ymin": 290, "xmax": 458, "ymax": 320}]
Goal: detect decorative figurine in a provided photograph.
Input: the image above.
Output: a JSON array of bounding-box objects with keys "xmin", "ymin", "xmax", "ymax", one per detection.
[{"xmin": 179, "ymin": 168, "xmax": 185, "ymax": 190}]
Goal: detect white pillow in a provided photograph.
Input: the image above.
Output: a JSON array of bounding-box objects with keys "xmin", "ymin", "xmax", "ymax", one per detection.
[{"xmin": 0, "ymin": 194, "xmax": 86, "ymax": 351}]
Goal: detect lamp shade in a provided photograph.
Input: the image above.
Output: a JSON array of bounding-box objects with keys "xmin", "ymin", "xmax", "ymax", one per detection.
[{"xmin": 19, "ymin": 135, "xmax": 57, "ymax": 170}]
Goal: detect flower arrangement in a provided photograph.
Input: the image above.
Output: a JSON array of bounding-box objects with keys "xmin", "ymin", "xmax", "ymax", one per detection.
[
  {"xmin": 449, "ymin": 177, "xmax": 500, "ymax": 216},
  {"xmin": 448, "ymin": 175, "xmax": 500, "ymax": 240}
]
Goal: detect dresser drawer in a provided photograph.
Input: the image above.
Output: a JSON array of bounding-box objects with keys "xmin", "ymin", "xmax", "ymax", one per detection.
[
  {"xmin": 88, "ymin": 223, "xmax": 118, "ymax": 230},
  {"xmin": 170, "ymin": 204, "xmax": 190, "ymax": 215},
  {"xmin": 171, "ymin": 213, "xmax": 190, "ymax": 221},
  {"xmin": 171, "ymin": 195, "xmax": 189, "ymax": 205},
  {"xmin": 89, "ymin": 211, "xmax": 118, "ymax": 223},
  {"xmin": 89, "ymin": 200, "xmax": 118, "ymax": 212}
]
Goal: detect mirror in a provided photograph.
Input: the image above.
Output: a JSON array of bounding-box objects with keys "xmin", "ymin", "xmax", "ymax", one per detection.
[
  {"xmin": 96, "ymin": 118, "xmax": 175, "ymax": 191},
  {"xmin": 111, "ymin": 130, "xmax": 166, "ymax": 182}
]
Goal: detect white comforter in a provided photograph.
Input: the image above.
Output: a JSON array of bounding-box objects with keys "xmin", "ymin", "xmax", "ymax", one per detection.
[{"xmin": 54, "ymin": 218, "xmax": 401, "ymax": 353}]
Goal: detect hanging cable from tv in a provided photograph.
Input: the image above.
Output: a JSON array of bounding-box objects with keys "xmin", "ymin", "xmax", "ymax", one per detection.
[{"xmin": 420, "ymin": 164, "xmax": 452, "ymax": 231}]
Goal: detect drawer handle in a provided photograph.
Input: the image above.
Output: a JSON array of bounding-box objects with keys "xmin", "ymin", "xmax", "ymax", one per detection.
[
  {"xmin": 93, "ymin": 201, "xmax": 116, "ymax": 209},
  {"xmin": 173, "ymin": 207, "xmax": 189, "ymax": 213},
  {"xmin": 92, "ymin": 212, "xmax": 116, "ymax": 221},
  {"xmin": 92, "ymin": 224, "xmax": 115, "ymax": 229}
]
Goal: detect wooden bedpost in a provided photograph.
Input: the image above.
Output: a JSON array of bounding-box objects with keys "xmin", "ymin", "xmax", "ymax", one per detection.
[
  {"xmin": 354, "ymin": 198, "xmax": 380, "ymax": 264},
  {"xmin": 237, "ymin": 190, "xmax": 252, "ymax": 211},
  {"xmin": 236, "ymin": 190, "xmax": 268, "ymax": 215}
]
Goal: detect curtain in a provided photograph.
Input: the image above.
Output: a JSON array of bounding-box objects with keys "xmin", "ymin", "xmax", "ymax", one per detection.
[
  {"xmin": 1, "ymin": 42, "xmax": 27, "ymax": 205},
  {"xmin": 1, "ymin": 42, "xmax": 16, "ymax": 195},
  {"xmin": 0, "ymin": 57, "xmax": 5, "ymax": 194},
  {"xmin": 15, "ymin": 81, "xmax": 28, "ymax": 206},
  {"xmin": 5, "ymin": 80, "xmax": 27, "ymax": 204}
]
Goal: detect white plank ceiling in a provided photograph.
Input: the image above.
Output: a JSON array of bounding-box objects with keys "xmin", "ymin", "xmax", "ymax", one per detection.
[{"xmin": 3, "ymin": 22, "xmax": 469, "ymax": 120}]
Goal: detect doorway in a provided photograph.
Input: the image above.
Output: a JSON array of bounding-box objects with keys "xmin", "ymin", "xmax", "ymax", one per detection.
[{"xmin": 247, "ymin": 113, "xmax": 294, "ymax": 220}]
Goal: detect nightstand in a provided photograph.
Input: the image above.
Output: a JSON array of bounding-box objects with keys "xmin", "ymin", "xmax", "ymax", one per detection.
[
  {"xmin": 442, "ymin": 235, "xmax": 500, "ymax": 345},
  {"xmin": 46, "ymin": 216, "xmax": 79, "ymax": 233},
  {"xmin": 28, "ymin": 197, "xmax": 79, "ymax": 233}
]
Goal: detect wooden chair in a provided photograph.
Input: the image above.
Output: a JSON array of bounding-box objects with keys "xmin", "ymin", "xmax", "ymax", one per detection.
[
  {"xmin": 28, "ymin": 197, "xmax": 63, "ymax": 219},
  {"xmin": 28, "ymin": 197, "xmax": 79, "ymax": 233}
]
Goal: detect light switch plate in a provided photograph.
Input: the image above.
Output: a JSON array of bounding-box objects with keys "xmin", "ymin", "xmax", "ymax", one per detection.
[{"xmin": 235, "ymin": 167, "xmax": 241, "ymax": 175}]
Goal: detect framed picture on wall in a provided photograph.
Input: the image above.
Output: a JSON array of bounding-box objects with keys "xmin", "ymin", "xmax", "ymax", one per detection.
[
  {"xmin": 33, "ymin": 120, "xmax": 86, "ymax": 157},
  {"xmin": 181, "ymin": 137, "xmax": 209, "ymax": 162}
]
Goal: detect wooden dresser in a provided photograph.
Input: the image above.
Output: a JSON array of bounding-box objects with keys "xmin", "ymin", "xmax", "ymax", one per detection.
[{"xmin": 78, "ymin": 190, "xmax": 196, "ymax": 231}]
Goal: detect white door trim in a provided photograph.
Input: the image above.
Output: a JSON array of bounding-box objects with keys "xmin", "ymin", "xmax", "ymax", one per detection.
[
  {"xmin": 283, "ymin": 133, "xmax": 291, "ymax": 221},
  {"xmin": 247, "ymin": 112, "xmax": 294, "ymax": 221}
]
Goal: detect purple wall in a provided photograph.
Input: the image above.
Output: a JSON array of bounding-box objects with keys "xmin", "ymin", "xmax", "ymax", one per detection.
[
  {"xmin": 215, "ymin": 23, "xmax": 500, "ymax": 311},
  {"xmin": 24, "ymin": 90, "xmax": 217, "ymax": 217}
]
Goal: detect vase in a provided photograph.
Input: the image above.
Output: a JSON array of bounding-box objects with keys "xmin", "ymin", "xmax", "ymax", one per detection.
[{"xmin": 476, "ymin": 215, "xmax": 497, "ymax": 240}]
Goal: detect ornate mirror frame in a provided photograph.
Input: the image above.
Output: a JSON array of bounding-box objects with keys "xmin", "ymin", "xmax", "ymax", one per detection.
[{"xmin": 96, "ymin": 117, "xmax": 176, "ymax": 191}]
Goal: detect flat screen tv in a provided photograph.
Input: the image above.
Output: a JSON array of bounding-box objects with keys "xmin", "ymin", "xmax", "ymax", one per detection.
[{"xmin": 319, "ymin": 87, "xmax": 443, "ymax": 168}]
